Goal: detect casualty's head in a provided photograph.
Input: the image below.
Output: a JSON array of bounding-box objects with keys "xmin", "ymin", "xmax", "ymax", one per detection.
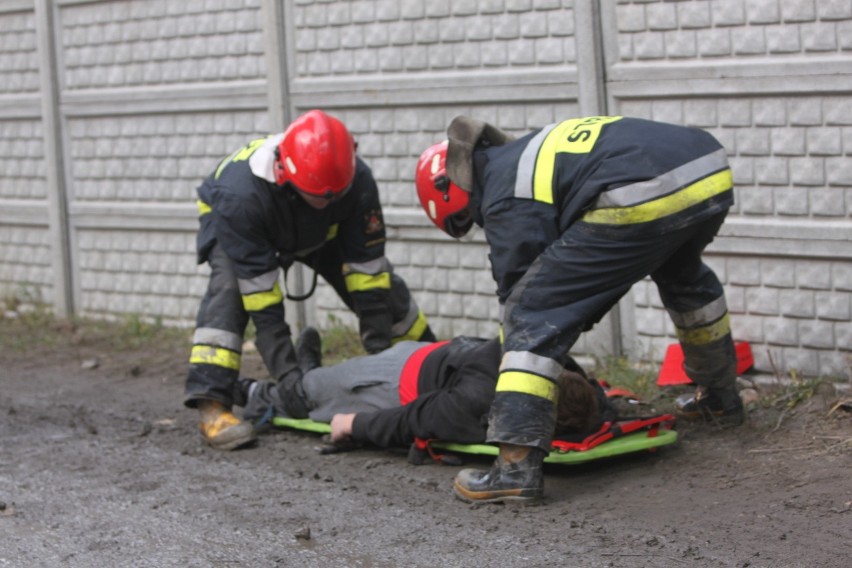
[
  {"xmin": 554, "ymin": 370, "xmax": 601, "ymax": 436},
  {"xmin": 274, "ymin": 109, "xmax": 356, "ymax": 209},
  {"xmin": 415, "ymin": 141, "xmax": 473, "ymax": 238}
]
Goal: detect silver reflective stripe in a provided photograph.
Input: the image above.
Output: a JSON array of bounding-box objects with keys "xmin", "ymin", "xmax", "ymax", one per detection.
[
  {"xmin": 237, "ymin": 268, "xmax": 279, "ymax": 295},
  {"xmin": 193, "ymin": 327, "xmax": 243, "ymax": 351},
  {"xmin": 500, "ymin": 350, "xmax": 563, "ymax": 381},
  {"xmin": 346, "ymin": 257, "xmax": 391, "ymax": 276},
  {"xmin": 668, "ymin": 295, "xmax": 728, "ymax": 329},
  {"xmin": 391, "ymin": 299, "xmax": 419, "ymax": 337},
  {"xmin": 594, "ymin": 148, "xmax": 729, "ymax": 209},
  {"xmin": 514, "ymin": 123, "xmax": 558, "ymax": 199}
]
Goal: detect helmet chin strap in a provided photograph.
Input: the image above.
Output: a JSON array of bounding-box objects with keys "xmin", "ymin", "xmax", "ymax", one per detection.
[{"xmin": 458, "ymin": 224, "xmax": 478, "ymax": 243}]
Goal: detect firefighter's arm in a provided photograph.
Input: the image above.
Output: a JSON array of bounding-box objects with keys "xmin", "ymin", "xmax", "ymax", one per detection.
[
  {"xmin": 483, "ymin": 198, "xmax": 561, "ymax": 303},
  {"xmin": 337, "ymin": 162, "xmax": 394, "ymax": 353},
  {"xmin": 216, "ymin": 195, "xmax": 307, "ymax": 415}
]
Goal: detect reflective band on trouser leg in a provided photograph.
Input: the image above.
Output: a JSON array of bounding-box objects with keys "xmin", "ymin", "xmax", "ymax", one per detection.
[
  {"xmin": 344, "ymin": 272, "xmax": 392, "ymax": 293},
  {"xmin": 190, "ymin": 345, "xmax": 241, "ymax": 371},
  {"xmin": 241, "ymin": 281, "xmax": 283, "ymax": 312},
  {"xmin": 676, "ymin": 313, "xmax": 737, "ymax": 390},
  {"xmin": 495, "ymin": 371, "xmax": 559, "ymax": 403},
  {"xmin": 676, "ymin": 312, "xmax": 731, "ymax": 346},
  {"xmin": 488, "ymin": 351, "xmax": 562, "ymax": 449}
]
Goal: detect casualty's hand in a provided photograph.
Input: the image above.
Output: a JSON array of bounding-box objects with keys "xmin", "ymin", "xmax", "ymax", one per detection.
[{"xmin": 330, "ymin": 413, "xmax": 356, "ymax": 443}]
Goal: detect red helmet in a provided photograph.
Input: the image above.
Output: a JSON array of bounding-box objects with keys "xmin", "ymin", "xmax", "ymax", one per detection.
[
  {"xmin": 274, "ymin": 110, "xmax": 356, "ymax": 199},
  {"xmin": 415, "ymin": 141, "xmax": 473, "ymax": 238}
]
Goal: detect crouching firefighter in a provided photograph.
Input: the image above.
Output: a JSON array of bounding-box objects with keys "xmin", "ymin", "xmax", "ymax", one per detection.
[
  {"xmin": 185, "ymin": 109, "xmax": 435, "ymax": 450},
  {"xmin": 415, "ymin": 115, "xmax": 743, "ymax": 503}
]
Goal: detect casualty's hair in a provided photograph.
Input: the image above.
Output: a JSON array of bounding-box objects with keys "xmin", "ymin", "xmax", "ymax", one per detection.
[{"xmin": 554, "ymin": 370, "xmax": 600, "ymax": 435}]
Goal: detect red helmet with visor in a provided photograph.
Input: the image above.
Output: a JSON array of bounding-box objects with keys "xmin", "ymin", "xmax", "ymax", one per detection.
[
  {"xmin": 415, "ymin": 141, "xmax": 473, "ymax": 238},
  {"xmin": 274, "ymin": 110, "xmax": 356, "ymax": 200}
]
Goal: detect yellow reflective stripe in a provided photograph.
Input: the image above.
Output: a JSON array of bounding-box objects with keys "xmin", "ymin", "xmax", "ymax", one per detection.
[
  {"xmin": 214, "ymin": 137, "xmax": 268, "ymax": 180},
  {"xmin": 196, "ymin": 199, "xmax": 212, "ymax": 216},
  {"xmin": 190, "ymin": 345, "xmax": 241, "ymax": 370},
  {"xmin": 496, "ymin": 371, "xmax": 558, "ymax": 402},
  {"xmin": 676, "ymin": 313, "xmax": 731, "ymax": 346},
  {"xmin": 345, "ymin": 272, "xmax": 391, "ymax": 292},
  {"xmin": 532, "ymin": 116, "xmax": 623, "ymax": 204},
  {"xmin": 241, "ymin": 281, "xmax": 283, "ymax": 312},
  {"xmin": 391, "ymin": 310, "xmax": 429, "ymax": 344},
  {"xmin": 326, "ymin": 224, "xmax": 339, "ymax": 240},
  {"xmin": 583, "ymin": 169, "xmax": 732, "ymax": 225}
]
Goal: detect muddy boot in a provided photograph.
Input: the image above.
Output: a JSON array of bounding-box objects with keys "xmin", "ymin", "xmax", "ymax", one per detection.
[
  {"xmin": 453, "ymin": 444, "xmax": 545, "ymax": 504},
  {"xmin": 295, "ymin": 326, "xmax": 322, "ymax": 373},
  {"xmin": 675, "ymin": 384, "xmax": 744, "ymax": 427},
  {"xmin": 198, "ymin": 400, "xmax": 257, "ymax": 450}
]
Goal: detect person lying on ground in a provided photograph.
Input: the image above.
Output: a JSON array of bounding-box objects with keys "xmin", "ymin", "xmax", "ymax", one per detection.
[{"xmin": 238, "ymin": 327, "xmax": 615, "ymax": 455}]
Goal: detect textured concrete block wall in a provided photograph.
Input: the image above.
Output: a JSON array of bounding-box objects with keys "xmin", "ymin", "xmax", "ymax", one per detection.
[
  {"xmin": 59, "ymin": 0, "xmax": 266, "ymax": 88},
  {"xmin": 291, "ymin": 0, "xmax": 576, "ymax": 75},
  {"xmin": 0, "ymin": 7, "xmax": 47, "ymax": 304},
  {"xmin": 55, "ymin": 0, "xmax": 269, "ymax": 325},
  {"xmin": 0, "ymin": 9, "xmax": 39, "ymax": 93}
]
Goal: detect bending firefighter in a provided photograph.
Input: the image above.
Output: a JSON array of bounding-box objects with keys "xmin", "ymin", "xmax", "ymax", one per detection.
[
  {"xmin": 186, "ymin": 110, "xmax": 435, "ymax": 451},
  {"xmin": 415, "ymin": 115, "xmax": 743, "ymax": 503}
]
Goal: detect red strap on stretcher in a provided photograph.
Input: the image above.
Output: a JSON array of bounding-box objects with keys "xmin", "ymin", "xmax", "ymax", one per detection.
[{"xmin": 550, "ymin": 413, "xmax": 676, "ymax": 453}]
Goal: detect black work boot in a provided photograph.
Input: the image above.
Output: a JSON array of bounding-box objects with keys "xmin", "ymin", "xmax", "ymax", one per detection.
[
  {"xmin": 453, "ymin": 444, "xmax": 545, "ymax": 504},
  {"xmin": 675, "ymin": 384, "xmax": 745, "ymax": 427},
  {"xmin": 295, "ymin": 326, "xmax": 322, "ymax": 373}
]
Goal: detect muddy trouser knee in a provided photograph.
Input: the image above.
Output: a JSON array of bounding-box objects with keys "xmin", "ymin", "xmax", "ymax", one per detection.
[
  {"xmin": 652, "ymin": 214, "xmax": 737, "ymax": 390},
  {"xmin": 184, "ymin": 244, "xmax": 249, "ymax": 409}
]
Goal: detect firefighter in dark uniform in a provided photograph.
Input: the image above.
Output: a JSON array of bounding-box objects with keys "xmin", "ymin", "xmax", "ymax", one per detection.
[
  {"xmin": 415, "ymin": 115, "xmax": 743, "ymax": 503},
  {"xmin": 187, "ymin": 109, "xmax": 435, "ymax": 451}
]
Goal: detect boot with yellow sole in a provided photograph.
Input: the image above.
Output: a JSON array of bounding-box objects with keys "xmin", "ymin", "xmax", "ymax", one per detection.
[{"xmin": 198, "ymin": 400, "xmax": 257, "ymax": 450}]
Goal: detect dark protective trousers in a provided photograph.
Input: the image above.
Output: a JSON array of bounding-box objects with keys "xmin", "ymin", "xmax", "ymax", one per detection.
[{"xmin": 490, "ymin": 211, "xmax": 737, "ymax": 449}]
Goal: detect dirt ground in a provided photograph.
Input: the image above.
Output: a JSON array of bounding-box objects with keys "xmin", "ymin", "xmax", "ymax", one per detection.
[{"xmin": 1, "ymin": 316, "xmax": 850, "ymax": 568}]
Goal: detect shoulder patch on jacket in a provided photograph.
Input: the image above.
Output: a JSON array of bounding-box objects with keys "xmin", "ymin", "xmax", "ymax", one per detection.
[{"xmin": 364, "ymin": 209, "xmax": 385, "ymax": 234}]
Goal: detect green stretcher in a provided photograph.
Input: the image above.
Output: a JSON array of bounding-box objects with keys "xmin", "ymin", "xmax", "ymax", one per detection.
[{"xmin": 271, "ymin": 416, "xmax": 678, "ymax": 465}]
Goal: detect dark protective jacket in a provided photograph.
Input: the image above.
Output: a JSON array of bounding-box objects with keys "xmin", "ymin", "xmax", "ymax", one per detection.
[
  {"xmin": 195, "ymin": 135, "xmax": 394, "ymax": 381},
  {"xmin": 350, "ymin": 337, "xmax": 501, "ymax": 448},
  {"xmin": 470, "ymin": 116, "xmax": 734, "ymax": 303}
]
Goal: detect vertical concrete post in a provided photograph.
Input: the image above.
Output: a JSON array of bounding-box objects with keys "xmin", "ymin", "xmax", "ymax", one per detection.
[
  {"xmin": 34, "ymin": 0, "xmax": 72, "ymax": 317},
  {"xmin": 261, "ymin": 0, "xmax": 309, "ymax": 330},
  {"xmin": 574, "ymin": 0, "xmax": 607, "ymax": 117},
  {"xmin": 573, "ymin": 0, "xmax": 632, "ymax": 359}
]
